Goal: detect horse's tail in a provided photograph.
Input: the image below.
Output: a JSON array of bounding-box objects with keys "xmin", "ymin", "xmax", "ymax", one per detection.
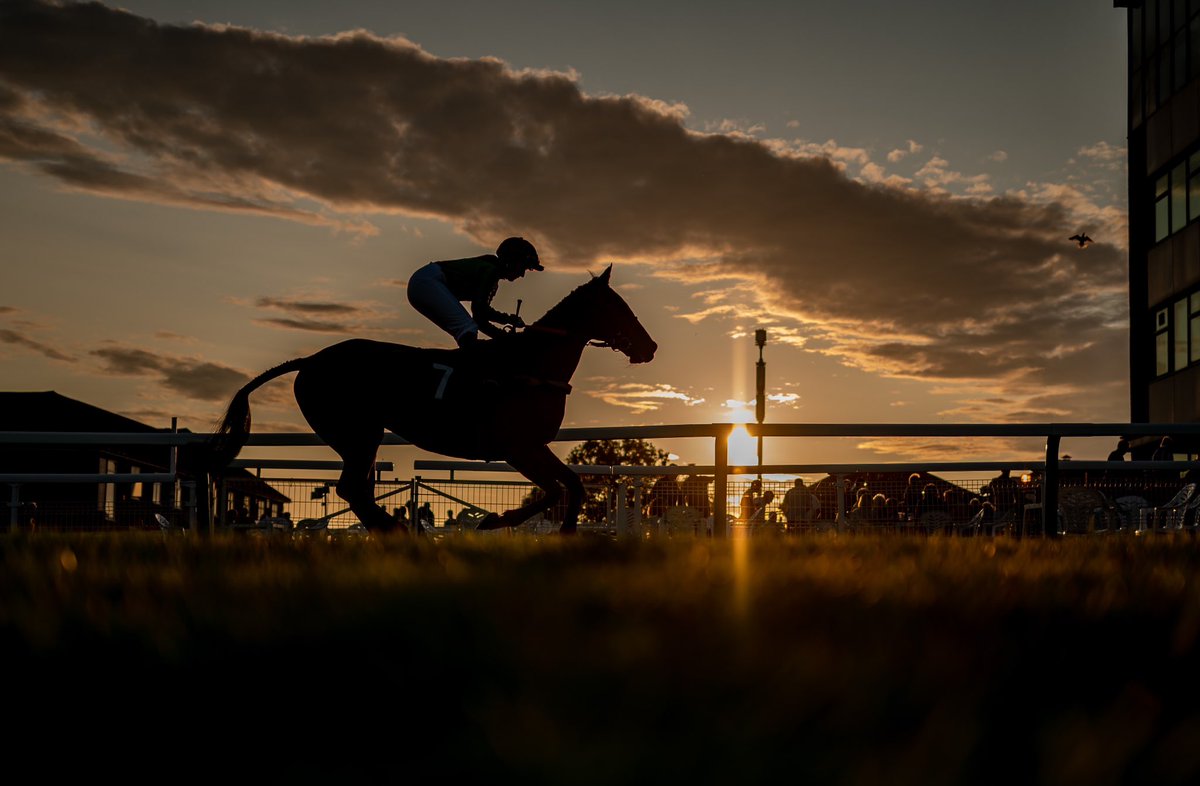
[{"xmin": 208, "ymin": 357, "xmax": 306, "ymax": 470}]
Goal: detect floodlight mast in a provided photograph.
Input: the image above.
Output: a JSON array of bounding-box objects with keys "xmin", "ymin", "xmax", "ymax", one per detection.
[{"xmin": 755, "ymin": 329, "xmax": 767, "ymax": 481}]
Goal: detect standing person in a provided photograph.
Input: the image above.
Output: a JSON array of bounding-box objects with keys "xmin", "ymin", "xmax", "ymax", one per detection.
[
  {"xmin": 417, "ymin": 502, "xmax": 434, "ymax": 531},
  {"xmin": 648, "ymin": 474, "xmax": 682, "ymax": 520},
  {"xmin": 902, "ymin": 473, "xmax": 924, "ymax": 523},
  {"xmin": 1104, "ymin": 438, "xmax": 1131, "ymax": 490},
  {"xmin": 681, "ymin": 473, "xmax": 713, "ymax": 518},
  {"xmin": 739, "ymin": 479, "xmax": 763, "ymax": 523},
  {"xmin": 781, "ymin": 478, "xmax": 818, "ymax": 528},
  {"xmin": 986, "ymin": 469, "xmax": 1019, "ymax": 524},
  {"xmin": 406, "ymin": 237, "xmax": 543, "ymax": 348}
]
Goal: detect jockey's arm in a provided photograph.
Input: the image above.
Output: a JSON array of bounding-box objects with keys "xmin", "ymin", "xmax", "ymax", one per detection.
[{"xmin": 471, "ymin": 297, "xmax": 523, "ymax": 334}]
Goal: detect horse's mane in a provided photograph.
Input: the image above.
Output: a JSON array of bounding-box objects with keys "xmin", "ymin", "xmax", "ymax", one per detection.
[{"xmin": 533, "ymin": 276, "xmax": 603, "ymax": 329}]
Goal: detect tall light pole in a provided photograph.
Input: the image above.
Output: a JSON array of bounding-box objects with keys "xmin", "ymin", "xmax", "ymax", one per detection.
[{"xmin": 755, "ymin": 328, "xmax": 767, "ymax": 481}]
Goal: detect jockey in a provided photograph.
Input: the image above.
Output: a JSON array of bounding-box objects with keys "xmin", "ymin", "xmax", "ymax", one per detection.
[{"xmin": 407, "ymin": 237, "xmax": 543, "ymax": 348}]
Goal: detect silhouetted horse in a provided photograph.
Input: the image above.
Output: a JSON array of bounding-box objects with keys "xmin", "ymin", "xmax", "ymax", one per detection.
[{"xmin": 209, "ymin": 266, "xmax": 656, "ymax": 533}]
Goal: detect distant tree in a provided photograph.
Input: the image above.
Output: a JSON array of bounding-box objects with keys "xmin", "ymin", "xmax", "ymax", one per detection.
[
  {"xmin": 568, "ymin": 438, "xmax": 671, "ymax": 468},
  {"xmin": 520, "ymin": 439, "xmax": 671, "ymax": 524}
]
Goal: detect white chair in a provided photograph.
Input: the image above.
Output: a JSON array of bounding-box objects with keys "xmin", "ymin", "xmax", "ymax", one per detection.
[
  {"xmin": 1113, "ymin": 496, "xmax": 1150, "ymax": 531},
  {"xmin": 1137, "ymin": 483, "xmax": 1196, "ymax": 532},
  {"xmin": 154, "ymin": 513, "xmax": 184, "ymax": 533},
  {"xmin": 1162, "ymin": 489, "xmax": 1200, "ymax": 531}
]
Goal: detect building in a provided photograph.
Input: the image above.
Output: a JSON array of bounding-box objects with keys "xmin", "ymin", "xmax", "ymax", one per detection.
[
  {"xmin": 0, "ymin": 391, "xmax": 287, "ymax": 530},
  {"xmin": 1120, "ymin": 1, "xmax": 1200, "ymax": 444}
]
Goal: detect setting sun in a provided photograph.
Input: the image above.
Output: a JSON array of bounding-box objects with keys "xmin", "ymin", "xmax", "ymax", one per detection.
[{"xmin": 728, "ymin": 424, "xmax": 758, "ymax": 466}]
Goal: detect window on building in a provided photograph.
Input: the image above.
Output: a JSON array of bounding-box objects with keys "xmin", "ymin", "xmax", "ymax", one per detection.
[
  {"xmin": 1152, "ymin": 292, "xmax": 1200, "ymax": 377},
  {"xmin": 1189, "ymin": 153, "xmax": 1200, "ymax": 222},
  {"xmin": 1157, "ymin": 307, "xmax": 1171, "ymax": 376},
  {"xmin": 1190, "ymin": 294, "xmax": 1200, "ymax": 364},
  {"xmin": 1176, "ymin": 297, "xmax": 1189, "ymax": 370},
  {"xmin": 1150, "ymin": 150, "xmax": 1200, "ymax": 243},
  {"xmin": 99, "ymin": 458, "xmax": 116, "ymax": 519},
  {"xmin": 131, "ymin": 465, "xmax": 143, "ymax": 500},
  {"xmin": 1156, "ymin": 173, "xmax": 1171, "ymax": 242},
  {"xmin": 1172, "ymin": 161, "xmax": 1188, "ymax": 232}
]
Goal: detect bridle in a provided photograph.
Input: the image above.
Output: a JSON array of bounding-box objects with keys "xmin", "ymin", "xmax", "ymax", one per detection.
[{"xmin": 521, "ymin": 323, "xmax": 635, "ymax": 355}]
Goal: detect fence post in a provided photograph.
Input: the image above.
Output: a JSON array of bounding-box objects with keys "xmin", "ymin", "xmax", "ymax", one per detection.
[
  {"xmin": 836, "ymin": 474, "xmax": 847, "ymax": 530},
  {"xmin": 631, "ymin": 478, "xmax": 643, "ymax": 533},
  {"xmin": 184, "ymin": 480, "xmax": 196, "ymax": 531},
  {"xmin": 615, "ymin": 483, "xmax": 628, "ymax": 536},
  {"xmin": 1044, "ymin": 435, "xmax": 1061, "ymax": 537},
  {"xmin": 8, "ymin": 483, "xmax": 18, "ymax": 533},
  {"xmin": 410, "ymin": 475, "xmax": 420, "ymax": 532},
  {"xmin": 217, "ymin": 475, "xmax": 227, "ymax": 529},
  {"xmin": 713, "ymin": 424, "xmax": 730, "ymax": 538}
]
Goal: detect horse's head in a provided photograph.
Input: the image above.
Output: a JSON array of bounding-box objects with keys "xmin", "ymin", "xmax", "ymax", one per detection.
[{"xmin": 542, "ymin": 266, "xmax": 657, "ymax": 363}]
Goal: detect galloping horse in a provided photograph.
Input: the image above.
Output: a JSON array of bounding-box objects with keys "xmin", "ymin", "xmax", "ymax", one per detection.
[{"xmin": 209, "ymin": 266, "xmax": 656, "ymax": 533}]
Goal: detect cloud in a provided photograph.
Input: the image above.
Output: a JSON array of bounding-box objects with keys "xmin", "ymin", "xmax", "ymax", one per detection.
[
  {"xmin": 0, "ymin": 327, "xmax": 73, "ymax": 361},
  {"xmin": 1074, "ymin": 141, "xmax": 1125, "ymax": 169},
  {"xmin": 255, "ymin": 297, "xmax": 359, "ymax": 315},
  {"xmin": 0, "ymin": 1, "xmax": 1131, "ymax": 421},
  {"xmin": 244, "ymin": 294, "xmax": 386, "ymax": 334},
  {"xmin": 986, "ymin": 150, "xmax": 1008, "ymax": 163},
  {"xmin": 854, "ymin": 436, "xmax": 1045, "ymax": 462},
  {"xmin": 91, "ymin": 345, "xmax": 250, "ymax": 401},
  {"xmin": 586, "ymin": 381, "xmax": 706, "ymax": 413},
  {"xmin": 887, "ymin": 139, "xmax": 923, "ymax": 163}
]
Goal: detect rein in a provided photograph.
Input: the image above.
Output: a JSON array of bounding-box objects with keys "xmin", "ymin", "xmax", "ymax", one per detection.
[{"xmin": 523, "ymin": 323, "xmax": 622, "ymax": 351}]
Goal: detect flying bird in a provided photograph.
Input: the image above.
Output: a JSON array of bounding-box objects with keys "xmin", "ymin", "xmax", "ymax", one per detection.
[{"xmin": 1069, "ymin": 233, "xmax": 1093, "ymax": 248}]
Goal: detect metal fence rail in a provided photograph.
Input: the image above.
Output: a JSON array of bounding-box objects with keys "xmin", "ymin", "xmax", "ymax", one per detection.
[{"xmin": 4, "ymin": 423, "xmax": 1200, "ymax": 535}]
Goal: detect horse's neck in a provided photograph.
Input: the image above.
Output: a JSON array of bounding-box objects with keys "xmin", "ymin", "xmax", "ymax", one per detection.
[{"xmin": 517, "ymin": 328, "xmax": 587, "ymax": 383}]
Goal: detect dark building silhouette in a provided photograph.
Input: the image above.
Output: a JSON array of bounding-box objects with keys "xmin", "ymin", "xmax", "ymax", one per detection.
[
  {"xmin": 0, "ymin": 391, "xmax": 286, "ymax": 530},
  {"xmin": 1119, "ymin": 1, "xmax": 1200, "ymax": 451}
]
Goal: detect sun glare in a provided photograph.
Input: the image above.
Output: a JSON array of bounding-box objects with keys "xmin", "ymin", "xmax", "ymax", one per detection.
[{"xmin": 728, "ymin": 424, "xmax": 758, "ymax": 466}]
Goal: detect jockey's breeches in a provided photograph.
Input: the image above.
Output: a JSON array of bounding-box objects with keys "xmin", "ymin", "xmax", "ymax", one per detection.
[{"xmin": 407, "ymin": 262, "xmax": 479, "ymax": 345}]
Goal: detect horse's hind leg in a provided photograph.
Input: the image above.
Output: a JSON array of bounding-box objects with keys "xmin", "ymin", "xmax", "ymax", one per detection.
[
  {"xmin": 329, "ymin": 432, "xmax": 405, "ymax": 533},
  {"xmin": 295, "ymin": 371, "xmax": 403, "ymax": 534}
]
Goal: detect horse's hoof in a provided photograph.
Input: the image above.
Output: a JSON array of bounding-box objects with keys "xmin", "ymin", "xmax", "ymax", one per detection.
[{"xmin": 476, "ymin": 513, "xmax": 502, "ymax": 530}]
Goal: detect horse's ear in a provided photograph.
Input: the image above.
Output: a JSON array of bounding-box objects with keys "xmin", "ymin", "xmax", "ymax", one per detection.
[{"xmin": 599, "ymin": 265, "xmax": 612, "ymax": 284}]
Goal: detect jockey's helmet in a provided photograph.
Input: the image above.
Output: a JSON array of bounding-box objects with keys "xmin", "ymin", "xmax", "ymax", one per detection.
[{"xmin": 497, "ymin": 237, "xmax": 543, "ymax": 271}]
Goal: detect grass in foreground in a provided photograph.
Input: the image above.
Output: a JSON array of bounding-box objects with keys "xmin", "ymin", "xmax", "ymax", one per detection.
[{"xmin": 3, "ymin": 532, "xmax": 1199, "ymax": 785}]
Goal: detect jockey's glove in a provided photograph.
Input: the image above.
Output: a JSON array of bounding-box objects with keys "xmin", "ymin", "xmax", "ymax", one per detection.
[{"xmin": 500, "ymin": 313, "xmax": 525, "ymax": 328}]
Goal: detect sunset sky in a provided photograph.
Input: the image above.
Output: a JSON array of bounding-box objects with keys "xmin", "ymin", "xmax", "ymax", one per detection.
[{"xmin": 0, "ymin": 0, "xmax": 1131, "ymax": 470}]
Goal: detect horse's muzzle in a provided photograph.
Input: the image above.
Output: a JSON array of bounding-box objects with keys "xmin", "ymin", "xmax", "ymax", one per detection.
[{"xmin": 630, "ymin": 341, "xmax": 657, "ymax": 364}]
